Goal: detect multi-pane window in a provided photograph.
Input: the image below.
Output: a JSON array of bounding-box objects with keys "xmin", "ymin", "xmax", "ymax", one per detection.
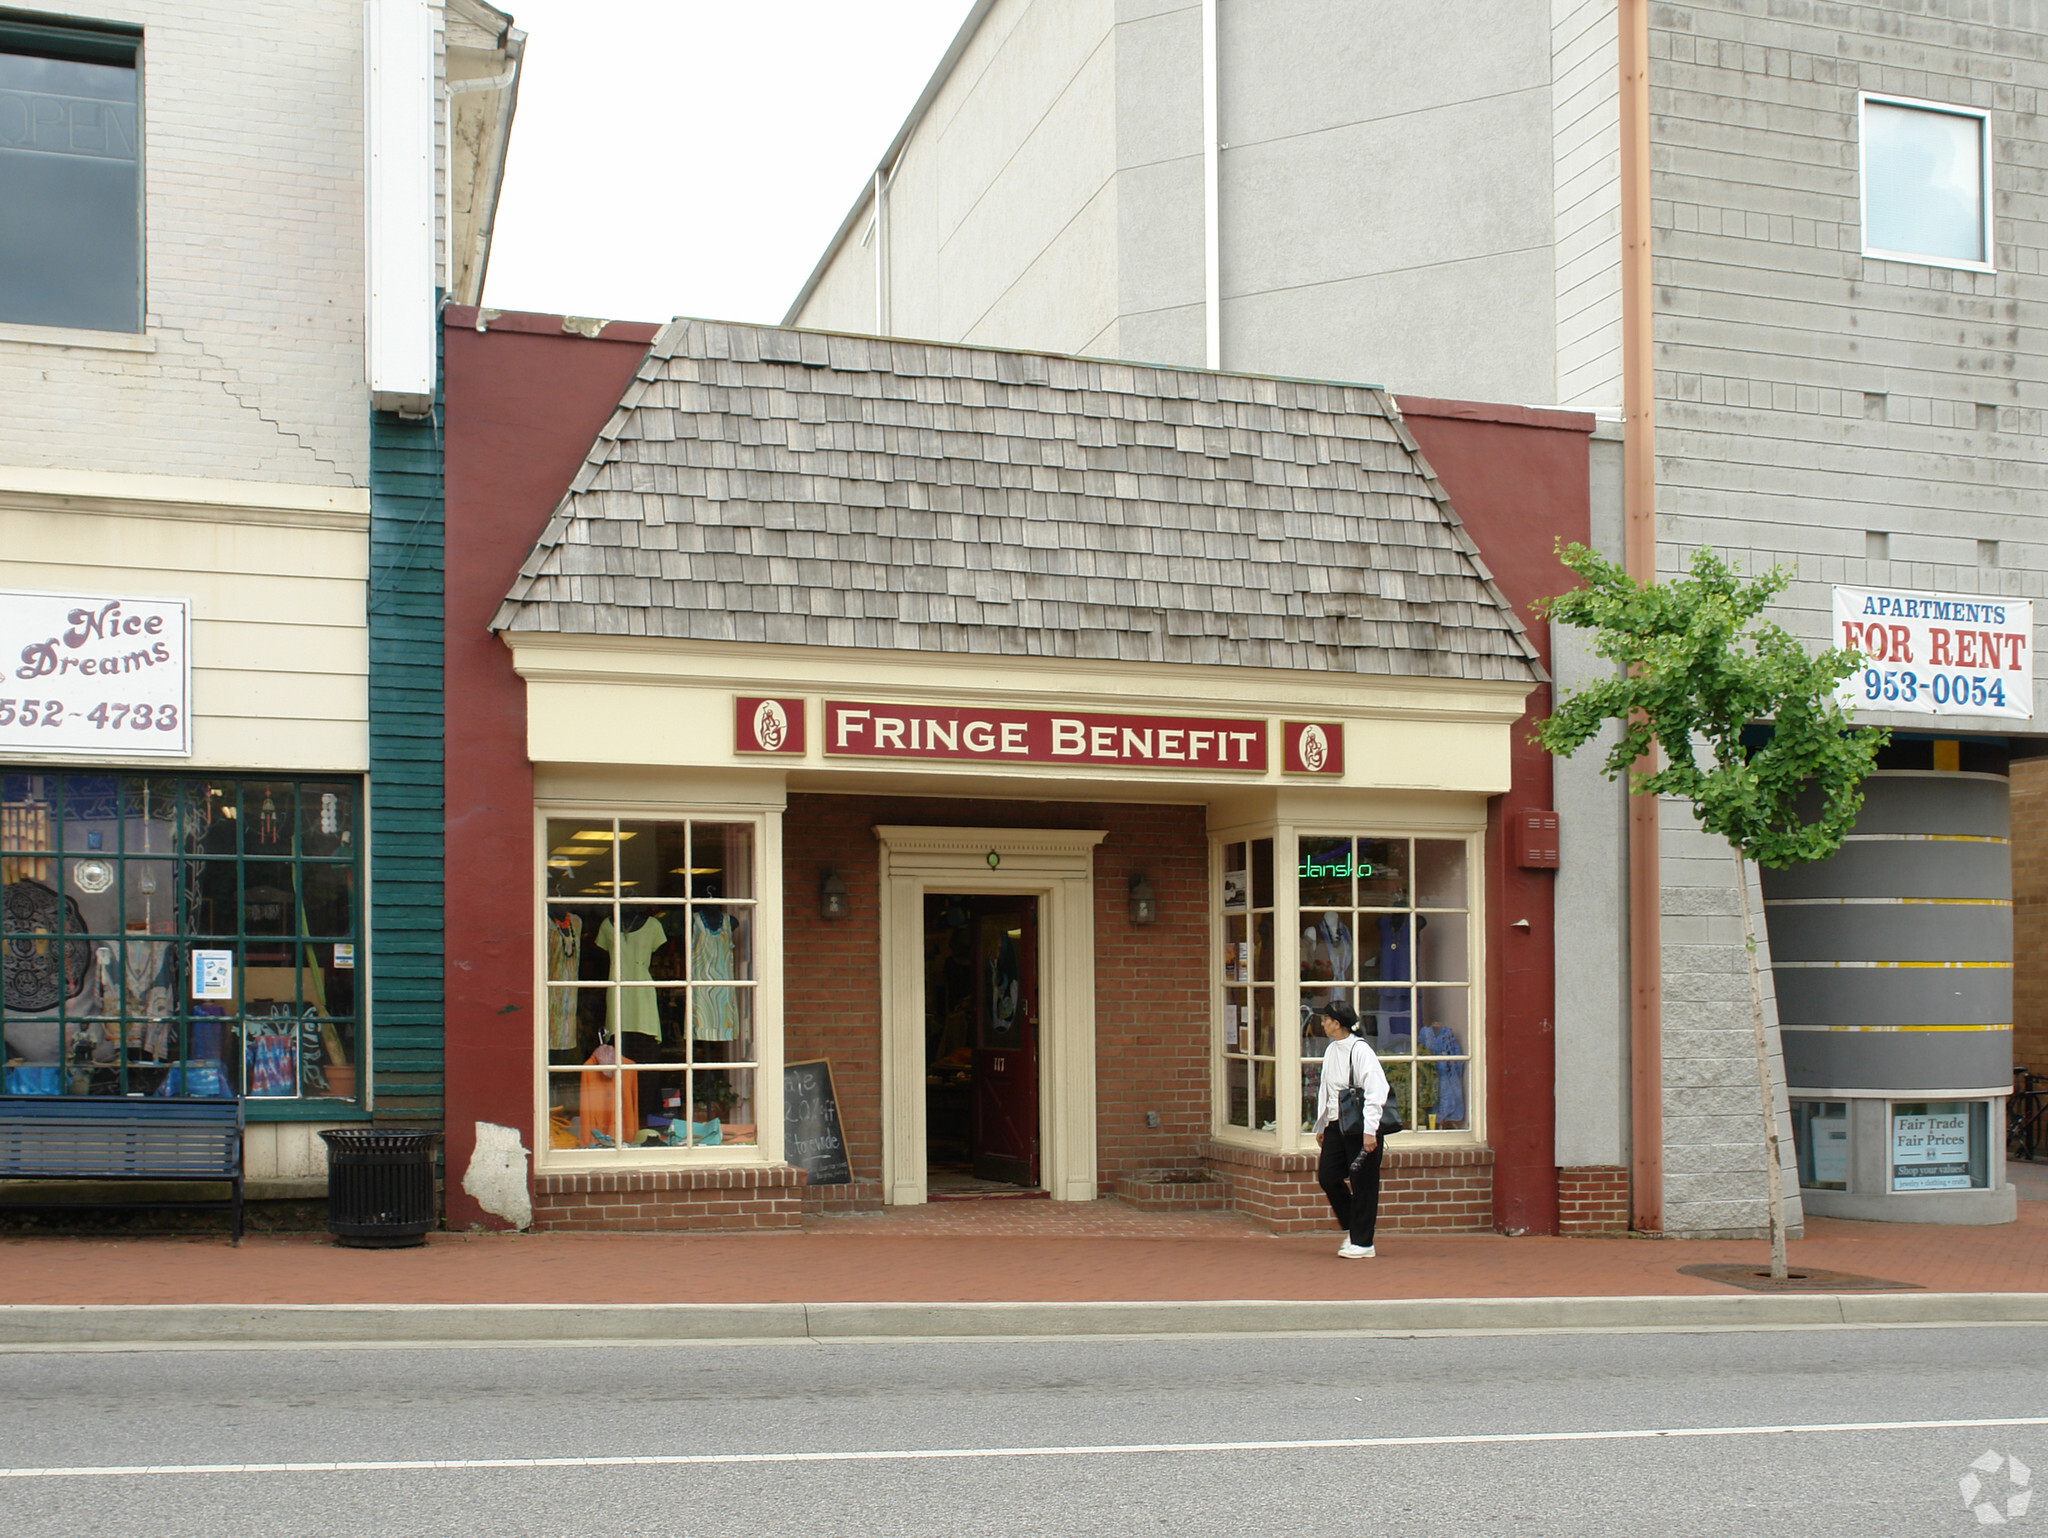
[
  {"xmin": 1297, "ymin": 835, "xmax": 1473, "ymax": 1134},
  {"xmin": 1861, "ymin": 94, "xmax": 1991, "ymax": 270},
  {"xmin": 1, "ymin": 773, "xmax": 362, "ymax": 1100},
  {"xmin": 0, "ymin": 18, "xmax": 142, "ymax": 332},
  {"xmin": 543, "ymin": 817, "xmax": 758, "ymax": 1153},
  {"xmin": 1219, "ymin": 838, "xmax": 1276, "ymax": 1132}
]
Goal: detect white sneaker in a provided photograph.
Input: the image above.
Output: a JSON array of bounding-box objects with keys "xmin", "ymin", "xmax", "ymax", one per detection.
[{"xmin": 1338, "ymin": 1243, "xmax": 1375, "ymax": 1259}]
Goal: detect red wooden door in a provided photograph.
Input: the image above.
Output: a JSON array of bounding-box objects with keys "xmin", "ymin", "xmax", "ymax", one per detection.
[{"xmin": 971, "ymin": 898, "xmax": 1039, "ymax": 1186}]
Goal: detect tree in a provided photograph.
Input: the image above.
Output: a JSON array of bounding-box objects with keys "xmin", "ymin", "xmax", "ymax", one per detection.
[{"xmin": 1535, "ymin": 543, "xmax": 1886, "ymax": 1278}]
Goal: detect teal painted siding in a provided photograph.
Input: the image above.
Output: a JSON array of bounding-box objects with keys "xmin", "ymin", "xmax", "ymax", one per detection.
[{"xmin": 367, "ymin": 400, "xmax": 444, "ymax": 1123}]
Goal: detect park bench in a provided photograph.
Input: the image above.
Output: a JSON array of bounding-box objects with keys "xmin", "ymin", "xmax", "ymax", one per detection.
[{"xmin": 0, "ymin": 1095, "xmax": 244, "ymax": 1243}]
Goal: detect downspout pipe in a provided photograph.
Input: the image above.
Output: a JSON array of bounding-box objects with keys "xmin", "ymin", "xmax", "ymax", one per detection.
[
  {"xmin": 1619, "ymin": 0, "xmax": 1661, "ymax": 1232},
  {"xmin": 1202, "ymin": 0, "xmax": 1220, "ymax": 370}
]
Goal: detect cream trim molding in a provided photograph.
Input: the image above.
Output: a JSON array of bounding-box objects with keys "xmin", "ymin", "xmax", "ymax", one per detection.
[
  {"xmin": 0, "ymin": 465, "xmax": 371, "ymax": 530},
  {"xmin": 876, "ymin": 825, "xmax": 1106, "ymax": 1206}
]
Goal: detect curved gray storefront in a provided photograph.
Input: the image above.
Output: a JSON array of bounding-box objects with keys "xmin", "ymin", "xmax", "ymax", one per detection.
[{"xmin": 1761, "ymin": 770, "xmax": 2014, "ymax": 1223}]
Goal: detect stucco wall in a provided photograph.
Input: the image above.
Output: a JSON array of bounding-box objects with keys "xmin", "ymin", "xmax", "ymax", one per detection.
[{"xmin": 0, "ymin": 1, "xmax": 382, "ymax": 487}]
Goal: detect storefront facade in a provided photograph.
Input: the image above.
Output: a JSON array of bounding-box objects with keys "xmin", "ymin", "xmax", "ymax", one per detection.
[{"xmin": 441, "ymin": 312, "xmax": 1589, "ymax": 1235}]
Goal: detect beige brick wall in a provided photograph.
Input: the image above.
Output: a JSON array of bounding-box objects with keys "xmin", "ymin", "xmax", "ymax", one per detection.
[{"xmin": 0, "ymin": 2, "xmax": 456, "ymax": 490}]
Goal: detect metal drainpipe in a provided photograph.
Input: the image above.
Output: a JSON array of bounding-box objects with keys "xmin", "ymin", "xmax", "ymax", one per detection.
[
  {"xmin": 1619, "ymin": 0, "xmax": 1662, "ymax": 1233},
  {"xmin": 872, "ymin": 169, "xmax": 891, "ymax": 335},
  {"xmin": 1202, "ymin": 0, "xmax": 1220, "ymax": 370}
]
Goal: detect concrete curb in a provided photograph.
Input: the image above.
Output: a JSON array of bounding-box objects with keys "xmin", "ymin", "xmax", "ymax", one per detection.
[{"xmin": 4, "ymin": 1293, "xmax": 2047, "ymax": 1345}]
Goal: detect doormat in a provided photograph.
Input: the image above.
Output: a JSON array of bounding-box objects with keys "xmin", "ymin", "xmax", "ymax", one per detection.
[
  {"xmin": 1678, "ymin": 1263, "xmax": 1923, "ymax": 1294},
  {"xmin": 924, "ymin": 1187, "xmax": 1050, "ymax": 1202}
]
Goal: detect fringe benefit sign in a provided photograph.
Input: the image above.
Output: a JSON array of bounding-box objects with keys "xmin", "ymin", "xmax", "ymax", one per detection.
[{"xmin": 1832, "ymin": 586, "xmax": 2033, "ymax": 722}]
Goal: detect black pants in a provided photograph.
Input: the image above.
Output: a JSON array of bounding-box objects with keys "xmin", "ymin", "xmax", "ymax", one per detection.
[{"xmin": 1318, "ymin": 1128, "xmax": 1383, "ymax": 1247}]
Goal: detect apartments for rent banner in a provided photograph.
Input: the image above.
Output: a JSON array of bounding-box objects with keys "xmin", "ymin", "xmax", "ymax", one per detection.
[{"xmin": 1833, "ymin": 585, "xmax": 2035, "ymax": 721}]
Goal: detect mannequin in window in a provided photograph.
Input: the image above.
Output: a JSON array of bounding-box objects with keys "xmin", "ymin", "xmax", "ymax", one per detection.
[
  {"xmin": 547, "ymin": 910, "xmax": 583, "ymax": 1052},
  {"xmin": 1300, "ymin": 910, "xmax": 1354, "ymax": 983},
  {"xmin": 596, "ymin": 908, "xmax": 671, "ymax": 1048},
  {"xmin": 690, "ymin": 896, "xmax": 741, "ymax": 1044}
]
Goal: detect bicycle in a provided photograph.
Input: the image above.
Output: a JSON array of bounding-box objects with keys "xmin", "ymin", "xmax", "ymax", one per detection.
[{"xmin": 2008, "ymin": 1068, "xmax": 2048, "ymax": 1164}]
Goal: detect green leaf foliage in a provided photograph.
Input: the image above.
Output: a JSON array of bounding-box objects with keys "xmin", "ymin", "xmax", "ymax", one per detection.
[{"xmin": 1535, "ymin": 543, "xmax": 1887, "ymax": 868}]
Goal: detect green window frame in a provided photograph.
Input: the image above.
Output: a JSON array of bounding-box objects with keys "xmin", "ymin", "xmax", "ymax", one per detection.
[{"xmin": 1, "ymin": 771, "xmax": 363, "ymax": 1102}]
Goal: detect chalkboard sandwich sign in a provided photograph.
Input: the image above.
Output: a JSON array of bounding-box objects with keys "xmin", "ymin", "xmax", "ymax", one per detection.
[{"xmin": 783, "ymin": 1058, "xmax": 851, "ymax": 1186}]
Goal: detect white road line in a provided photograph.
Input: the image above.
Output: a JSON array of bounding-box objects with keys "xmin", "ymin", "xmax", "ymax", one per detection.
[{"xmin": 6, "ymin": 1416, "xmax": 2048, "ymax": 1481}]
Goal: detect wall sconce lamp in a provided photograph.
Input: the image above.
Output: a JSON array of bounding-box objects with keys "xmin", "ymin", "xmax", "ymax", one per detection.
[
  {"xmin": 1128, "ymin": 873, "xmax": 1158, "ymax": 926},
  {"xmin": 819, "ymin": 868, "xmax": 850, "ymax": 921}
]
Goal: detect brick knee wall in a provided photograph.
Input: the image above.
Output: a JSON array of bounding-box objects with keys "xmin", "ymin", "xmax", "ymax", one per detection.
[
  {"xmin": 1206, "ymin": 1141, "xmax": 1495, "ymax": 1233},
  {"xmin": 1557, "ymin": 1165, "xmax": 1630, "ymax": 1235},
  {"xmin": 531, "ymin": 1167, "xmax": 806, "ymax": 1231}
]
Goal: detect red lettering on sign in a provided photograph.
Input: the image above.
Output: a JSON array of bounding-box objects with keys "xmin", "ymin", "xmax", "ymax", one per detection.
[
  {"xmin": 1927, "ymin": 628, "xmax": 1952, "ymax": 666},
  {"xmin": 1889, "ymin": 625, "xmax": 1913, "ymax": 663}
]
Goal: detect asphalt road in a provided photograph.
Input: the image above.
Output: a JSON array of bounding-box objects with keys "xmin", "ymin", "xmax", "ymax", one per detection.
[{"xmin": 1, "ymin": 1325, "xmax": 2044, "ymax": 1537}]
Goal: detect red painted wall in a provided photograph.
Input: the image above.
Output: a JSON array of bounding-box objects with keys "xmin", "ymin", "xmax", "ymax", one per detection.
[
  {"xmin": 441, "ymin": 308, "xmax": 656, "ymax": 1228},
  {"xmin": 1396, "ymin": 396, "xmax": 1594, "ymax": 1237}
]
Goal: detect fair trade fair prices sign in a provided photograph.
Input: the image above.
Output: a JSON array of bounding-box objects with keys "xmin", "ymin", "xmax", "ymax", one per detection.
[
  {"xmin": 0, "ymin": 591, "xmax": 191, "ymax": 756},
  {"xmin": 1833, "ymin": 586, "xmax": 2033, "ymax": 720}
]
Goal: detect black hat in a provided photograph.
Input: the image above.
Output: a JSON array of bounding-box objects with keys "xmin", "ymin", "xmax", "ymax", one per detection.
[{"xmin": 1318, "ymin": 998, "xmax": 1359, "ymax": 1033}]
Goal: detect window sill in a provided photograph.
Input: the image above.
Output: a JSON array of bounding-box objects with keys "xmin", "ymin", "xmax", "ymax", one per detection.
[
  {"xmin": 245, "ymin": 1100, "xmax": 371, "ymax": 1123},
  {"xmin": 1862, "ymin": 248, "xmax": 1996, "ymax": 276},
  {"xmin": 0, "ymin": 320, "xmax": 155, "ymax": 352}
]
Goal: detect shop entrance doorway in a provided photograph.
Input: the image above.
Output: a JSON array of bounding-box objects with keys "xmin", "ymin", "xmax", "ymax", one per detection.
[{"xmin": 923, "ymin": 893, "xmax": 1040, "ymax": 1192}]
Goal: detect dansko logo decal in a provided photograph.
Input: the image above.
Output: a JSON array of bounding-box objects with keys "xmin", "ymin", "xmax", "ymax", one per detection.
[
  {"xmin": 1282, "ymin": 721, "xmax": 1344, "ymax": 775},
  {"xmin": 734, "ymin": 696, "xmax": 806, "ymax": 754}
]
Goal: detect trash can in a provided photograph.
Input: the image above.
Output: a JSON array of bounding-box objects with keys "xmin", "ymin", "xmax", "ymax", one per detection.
[{"xmin": 319, "ymin": 1129, "xmax": 439, "ymax": 1248}]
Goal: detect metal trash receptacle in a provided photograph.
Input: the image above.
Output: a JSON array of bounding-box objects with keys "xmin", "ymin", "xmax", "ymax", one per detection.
[{"xmin": 319, "ymin": 1129, "xmax": 438, "ymax": 1248}]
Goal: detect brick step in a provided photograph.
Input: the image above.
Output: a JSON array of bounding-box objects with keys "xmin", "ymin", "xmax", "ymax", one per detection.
[{"xmin": 1112, "ymin": 1171, "xmax": 1229, "ymax": 1211}]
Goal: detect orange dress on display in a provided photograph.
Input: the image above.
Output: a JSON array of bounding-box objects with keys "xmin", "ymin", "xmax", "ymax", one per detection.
[{"xmin": 579, "ymin": 1042, "xmax": 639, "ymax": 1146}]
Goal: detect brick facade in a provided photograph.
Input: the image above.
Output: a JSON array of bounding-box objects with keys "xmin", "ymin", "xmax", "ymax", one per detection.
[
  {"xmin": 520, "ymin": 790, "xmax": 1509, "ymax": 1234},
  {"xmin": 782, "ymin": 793, "xmax": 1213, "ymax": 1199},
  {"xmin": 1557, "ymin": 1165, "xmax": 1631, "ymax": 1237},
  {"xmin": 1205, "ymin": 1140, "xmax": 1496, "ymax": 1235},
  {"xmin": 530, "ymin": 1166, "xmax": 807, "ymax": 1232}
]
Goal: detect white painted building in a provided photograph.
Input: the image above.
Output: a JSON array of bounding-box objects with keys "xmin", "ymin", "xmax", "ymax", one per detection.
[
  {"xmin": 0, "ymin": 1, "xmax": 520, "ymax": 1182},
  {"xmin": 788, "ymin": 0, "xmax": 2048, "ymax": 1235}
]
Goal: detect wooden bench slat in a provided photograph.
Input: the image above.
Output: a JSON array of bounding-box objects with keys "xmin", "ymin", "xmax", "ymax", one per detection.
[{"xmin": 0, "ymin": 1096, "xmax": 246, "ymax": 1241}]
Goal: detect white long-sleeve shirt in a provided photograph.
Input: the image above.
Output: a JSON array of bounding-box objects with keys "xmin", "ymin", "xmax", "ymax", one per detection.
[{"xmin": 1313, "ymin": 1033, "xmax": 1390, "ymax": 1135}]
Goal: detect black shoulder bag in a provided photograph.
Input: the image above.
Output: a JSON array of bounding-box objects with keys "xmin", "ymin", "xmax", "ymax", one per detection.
[{"xmin": 1335, "ymin": 1037, "xmax": 1403, "ymax": 1140}]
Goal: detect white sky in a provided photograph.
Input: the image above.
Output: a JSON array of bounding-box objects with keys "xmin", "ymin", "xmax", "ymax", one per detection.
[{"xmin": 481, "ymin": 1, "xmax": 975, "ymax": 327}]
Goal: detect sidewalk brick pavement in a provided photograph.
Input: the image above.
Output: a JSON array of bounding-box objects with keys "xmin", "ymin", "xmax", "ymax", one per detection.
[{"xmin": 4, "ymin": 1190, "xmax": 2045, "ymax": 1307}]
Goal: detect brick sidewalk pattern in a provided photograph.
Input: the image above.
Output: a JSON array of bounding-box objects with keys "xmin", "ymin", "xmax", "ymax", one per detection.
[{"xmin": 5, "ymin": 1196, "xmax": 2046, "ymax": 1306}]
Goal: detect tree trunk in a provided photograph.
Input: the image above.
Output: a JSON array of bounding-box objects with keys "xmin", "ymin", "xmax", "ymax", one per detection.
[{"xmin": 1733, "ymin": 846, "xmax": 1790, "ymax": 1280}]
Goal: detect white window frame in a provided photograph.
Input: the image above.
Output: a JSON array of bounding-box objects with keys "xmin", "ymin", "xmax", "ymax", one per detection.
[
  {"xmin": 531, "ymin": 804, "xmax": 783, "ymax": 1171},
  {"xmin": 1859, "ymin": 92, "xmax": 1994, "ymax": 274},
  {"xmin": 1210, "ymin": 825, "xmax": 1485, "ymax": 1157}
]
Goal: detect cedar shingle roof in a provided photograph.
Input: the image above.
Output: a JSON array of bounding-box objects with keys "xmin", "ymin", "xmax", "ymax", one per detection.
[{"xmin": 491, "ymin": 320, "xmax": 1543, "ymax": 683}]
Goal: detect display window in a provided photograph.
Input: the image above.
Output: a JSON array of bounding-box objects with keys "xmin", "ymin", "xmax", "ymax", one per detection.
[
  {"xmin": 1218, "ymin": 837, "xmax": 1276, "ymax": 1132},
  {"xmin": 0, "ymin": 772, "xmax": 362, "ymax": 1101},
  {"xmin": 541, "ymin": 815, "xmax": 760, "ymax": 1154},
  {"xmin": 1216, "ymin": 827, "xmax": 1479, "ymax": 1148},
  {"xmin": 1296, "ymin": 834, "xmax": 1473, "ymax": 1134}
]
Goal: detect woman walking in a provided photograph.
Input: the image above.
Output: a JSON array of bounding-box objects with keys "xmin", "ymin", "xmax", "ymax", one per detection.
[{"xmin": 1311, "ymin": 999, "xmax": 1388, "ymax": 1259}]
